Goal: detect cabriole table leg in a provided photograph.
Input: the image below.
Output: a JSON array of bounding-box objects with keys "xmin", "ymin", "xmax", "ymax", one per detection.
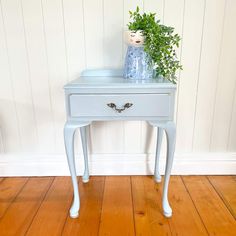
[
  {"xmin": 80, "ymin": 126, "xmax": 89, "ymax": 183},
  {"xmin": 154, "ymin": 127, "xmax": 164, "ymax": 183},
  {"xmin": 64, "ymin": 121, "xmax": 80, "ymax": 218},
  {"xmin": 64, "ymin": 121, "xmax": 91, "ymax": 218},
  {"xmin": 162, "ymin": 121, "xmax": 176, "ymax": 217},
  {"xmin": 149, "ymin": 121, "xmax": 176, "ymax": 218}
]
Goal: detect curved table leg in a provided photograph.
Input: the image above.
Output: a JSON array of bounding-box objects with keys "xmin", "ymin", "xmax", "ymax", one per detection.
[
  {"xmin": 64, "ymin": 121, "xmax": 91, "ymax": 218},
  {"xmin": 149, "ymin": 121, "xmax": 176, "ymax": 218},
  {"xmin": 154, "ymin": 127, "xmax": 163, "ymax": 183},
  {"xmin": 80, "ymin": 126, "xmax": 89, "ymax": 183},
  {"xmin": 162, "ymin": 122, "xmax": 176, "ymax": 217}
]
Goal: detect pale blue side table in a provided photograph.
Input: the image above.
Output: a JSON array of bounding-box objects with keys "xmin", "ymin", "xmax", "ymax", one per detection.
[{"xmin": 64, "ymin": 69, "xmax": 176, "ymax": 218}]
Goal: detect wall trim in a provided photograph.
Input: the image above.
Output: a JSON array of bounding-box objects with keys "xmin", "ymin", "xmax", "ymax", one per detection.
[{"xmin": 0, "ymin": 152, "xmax": 235, "ymax": 176}]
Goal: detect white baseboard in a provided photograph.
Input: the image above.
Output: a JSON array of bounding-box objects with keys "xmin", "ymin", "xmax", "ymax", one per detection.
[{"xmin": 0, "ymin": 153, "xmax": 236, "ymax": 176}]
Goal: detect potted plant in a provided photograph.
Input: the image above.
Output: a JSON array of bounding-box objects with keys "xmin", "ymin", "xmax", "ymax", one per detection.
[
  {"xmin": 124, "ymin": 6, "xmax": 182, "ymax": 84},
  {"xmin": 124, "ymin": 29, "xmax": 154, "ymax": 80}
]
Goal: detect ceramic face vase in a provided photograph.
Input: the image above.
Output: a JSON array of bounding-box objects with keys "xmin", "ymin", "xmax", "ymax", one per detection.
[{"xmin": 124, "ymin": 30, "xmax": 153, "ymax": 80}]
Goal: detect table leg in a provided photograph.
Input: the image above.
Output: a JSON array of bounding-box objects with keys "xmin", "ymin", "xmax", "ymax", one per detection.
[
  {"xmin": 80, "ymin": 126, "xmax": 89, "ymax": 183},
  {"xmin": 154, "ymin": 127, "xmax": 163, "ymax": 183},
  {"xmin": 162, "ymin": 121, "xmax": 176, "ymax": 217},
  {"xmin": 64, "ymin": 122, "xmax": 80, "ymax": 218}
]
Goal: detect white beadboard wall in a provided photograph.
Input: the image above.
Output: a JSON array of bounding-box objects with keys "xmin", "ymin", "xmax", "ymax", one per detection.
[{"xmin": 0, "ymin": 0, "xmax": 236, "ymax": 176}]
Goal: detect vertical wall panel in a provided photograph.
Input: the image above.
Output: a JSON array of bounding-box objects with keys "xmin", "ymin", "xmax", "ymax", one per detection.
[
  {"xmin": 63, "ymin": 0, "xmax": 86, "ymax": 80},
  {"xmin": 228, "ymin": 91, "xmax": 236, "ymax": 151},
  {"xmin": 192, "ymin": 0, "xmax": 226, "ymax": 152},
  {"xmin": 144, "ymin": 0, "xmax": 164, "ymax": 22},
  {"xmin": 210, "ymin": 0, "xmax": 236, "ymax": 151},
  {"xmin": 41, "ymin": 0, "xmax": 68, "ymax": 153},
  {"xmin": 0, "ymin": 127, "xmax": 3, "ymax": 152},
  {"xmin": 1, "ymin": 0, "xmax": 38, "ymax": 152},
  {"xmin": 104, "ymin": 0, "xmax": 123, "ymax": 68},
  {"xmin": 0, "ymin": 0, "xmax": 235, "ymax": 158},
  {"xmin": 89, "ymin": 123, "xmax": 107, "ymax": 154},
  {"xmin": 176, "ymin": 0, "xmax": 205, "ymax": 152},
  {"xmin": 83, "ymin": 0, "xmax": 103, "ymax": 68},
  {"xmin": 124, "ymin": 121, "xmax": 142, "ymax": 153},
  {"xmin": 90, "ymin": 122, "xmax": 123, "ymax": 155},
  {"xmin": 164, "ymin": 0, "xmax": 185, "ymax": 28},
  {"xmin": 141, "ymin": 122, "xmax": 157, "ymax": 154},
  {"xmin": 0, "ymin": 2, "xmax": 20, "ymax": 152},
  {"xmin": 21, "ymin": 0, "xmax": 55, "ymax": 153}
]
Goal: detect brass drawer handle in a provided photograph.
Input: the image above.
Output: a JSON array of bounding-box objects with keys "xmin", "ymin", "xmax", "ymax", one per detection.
[{"xmin": 107, "ymin": 103, "xmax": 133, "ymax": 113}]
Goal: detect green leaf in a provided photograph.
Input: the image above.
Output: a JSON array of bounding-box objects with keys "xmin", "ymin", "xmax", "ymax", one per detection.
[{"xmin": 127, "ymin": 6, "xmax": 182, "ymax": 83}]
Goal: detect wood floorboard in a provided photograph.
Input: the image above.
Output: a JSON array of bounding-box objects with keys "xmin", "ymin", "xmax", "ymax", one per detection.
[
  {"xmin": 25, "ymin": 177, "xmax": 73, "ymax": 236},
  {"xmin": 208, "ymin": 175, "xmax": 236, "ymax": 219},
  {"xmin": 167, "ymin": 176, "xmax": 208, "ymax": 236},
  {"xmin": 98, "ymin": 176, "xmax": 135, "ymax": 236},
  {"xmin": 0, "ymin": 177, "xmax": 53, "ymax": 236},
  {"xmin": 62, "ymin": 176, "xmax": 105, "ymax": 236},
  {"xmin": 0, "ymin": 175, "xmax": 235, "ymax": 236},
  {"xmin": 182, "ymin": 176, "xmax": 236, "ymax": 236},
  {"xmin": 131, "ymin": 176, "xmax": 172, "ymax": 235},
  {"xmin": 0, "ymin": 177, "xmax": 28, "ymax": 218}
]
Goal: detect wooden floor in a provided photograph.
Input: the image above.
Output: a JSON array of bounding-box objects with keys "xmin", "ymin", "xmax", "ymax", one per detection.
[{"xmin": 0, "ymin": 176, "xmax": 235, "ymax": 236}]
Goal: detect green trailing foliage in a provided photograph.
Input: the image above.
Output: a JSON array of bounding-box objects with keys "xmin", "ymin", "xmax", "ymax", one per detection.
[{"xmin": 127, "ymin": 6, "xmax": 182, "ymax": 83}]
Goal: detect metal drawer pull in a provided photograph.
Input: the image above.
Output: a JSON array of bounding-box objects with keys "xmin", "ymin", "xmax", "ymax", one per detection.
[{"xmin": 107, "ymin": 103, "xmax": 133, "ymax": 113}]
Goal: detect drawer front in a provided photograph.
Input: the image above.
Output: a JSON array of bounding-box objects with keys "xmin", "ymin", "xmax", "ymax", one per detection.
[{"xmin": 69, "ymin": 94, "xmax": 171, "ymax": 117}]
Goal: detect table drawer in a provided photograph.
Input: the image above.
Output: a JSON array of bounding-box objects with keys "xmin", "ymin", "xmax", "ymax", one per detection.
[{"xmin": 69, "ymin": 94, "xmax": 171, "ymax": 117}]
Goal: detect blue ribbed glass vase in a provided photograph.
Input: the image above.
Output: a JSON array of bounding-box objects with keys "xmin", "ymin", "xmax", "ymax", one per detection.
[{"xmin": 124, "ymin": 45, "xmax": 153, "ymax": 80}]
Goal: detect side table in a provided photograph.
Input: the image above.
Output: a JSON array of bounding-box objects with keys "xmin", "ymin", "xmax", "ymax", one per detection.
[{"xmin": 64, "ymin": 69, "xmax": 176, "ymax": 218}]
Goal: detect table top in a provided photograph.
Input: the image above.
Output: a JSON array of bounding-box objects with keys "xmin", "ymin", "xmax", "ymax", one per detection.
[
  {"xmin": 64, "ymin": 76, "xmax": 176, "ymax": 89},
  {"xmin": 64, "ymin": 69, "xmax": 177, "ymax": 93}
]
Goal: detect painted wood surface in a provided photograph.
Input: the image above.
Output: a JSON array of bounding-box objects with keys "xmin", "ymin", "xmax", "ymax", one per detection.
[
  {"xmin": 1, "ymin": 0, "xmax": 38, "ymax": 152},
  {"xmin": 26, "ymin": 177, "xmax": 73, "ymax": 236},
  {"xmin": 21, "ymin": 0, "xmax": 55, "ymax": 153},
  {"xmin": 175, "ymin": 0, "xmax": 205, "ymax": 153},
  {"xmin": 210, "ymin": 0, "xmax": 236, "ymax": 151},
  {"xmin": 99, "ymin": 176, "xmax": 135, "ymax": 235},
  {"xmin": 0, "ymin": 2, "xmax": 21, "ymax": 152},
  {"xmin": 62, "ymin": 177, "xmax": 105, "ymax": 235},
  {"xmin": 132, "ymin": 176, "xmax": 171, "ymax": 235},
  {"xmin": 0, "ymin": 177, "xmax": 28, "ymax": 218},
  {"xmin": 208, "ymin": 175, "xmax": 236, "ymax": 219},
  {"xmin": 183, "ymin": 176, "xmax": 236, "ymax": 236},
  {"xmin": 40, "ymin": 0, "xmax": 68, "ymax": 154},
  {"xmin": 0, "ymin": 0, "xmax": 236, "ymax": 163},
  {"xmin": 0, "ymin": 177, "xmax": 53, "ymax": 235},
  {"xmin": 193, "ymin": 0, "xmax": 226, "ymax": 152},
  {"xmin": 0, "ymin": 176, "xmax": 235, "ymax": 235}
]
